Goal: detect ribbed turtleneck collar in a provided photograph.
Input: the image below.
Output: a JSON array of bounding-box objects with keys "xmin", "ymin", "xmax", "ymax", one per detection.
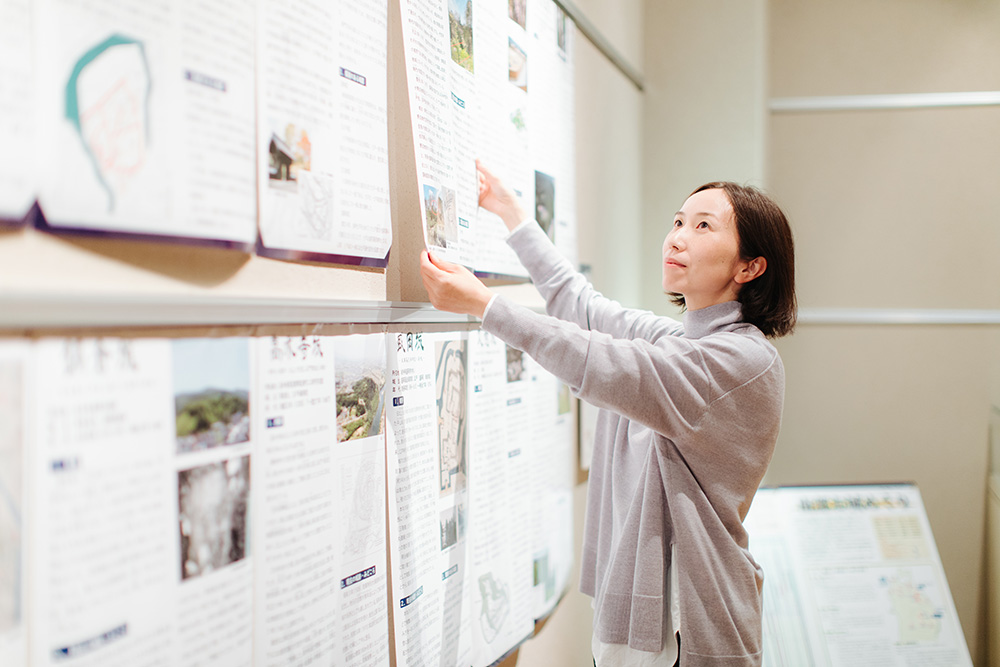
[{"xmin": 682, "ymin": 300, "xmax": 743, "ymax": 339}]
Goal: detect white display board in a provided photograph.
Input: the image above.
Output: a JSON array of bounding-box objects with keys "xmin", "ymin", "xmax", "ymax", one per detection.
[{"xmin": 745, "ymin": 484, "xmax": 974, "ymax": 667}]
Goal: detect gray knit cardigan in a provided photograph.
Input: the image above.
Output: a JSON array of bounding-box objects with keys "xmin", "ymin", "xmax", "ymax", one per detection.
[{"xmin": 481, "ymin": 222, "xmax": 784, "ymax": 666}]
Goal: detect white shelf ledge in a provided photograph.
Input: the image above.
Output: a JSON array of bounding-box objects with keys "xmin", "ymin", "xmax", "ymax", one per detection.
[{"xmin": 0, "ymin": 293, "xmax": 479, "ymax": 330}]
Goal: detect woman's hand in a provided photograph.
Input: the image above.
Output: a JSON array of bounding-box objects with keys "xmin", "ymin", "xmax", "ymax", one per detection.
[
  {"xmin": 420, "ymin": 250, "xmax": 494, "ymax": 318},
  {"xmin": 477, "ymin": 159, "xmax": 527, "ymax": 231}
]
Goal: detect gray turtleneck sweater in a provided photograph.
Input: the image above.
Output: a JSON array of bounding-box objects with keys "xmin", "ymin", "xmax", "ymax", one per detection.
[{"xmin": 481, "ymin": 222, "xmax": 784, "ymax": 666}]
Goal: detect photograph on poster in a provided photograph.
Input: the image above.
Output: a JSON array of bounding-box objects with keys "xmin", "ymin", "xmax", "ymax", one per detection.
[
  {"xmin": 508, "ymin": 38, "xmax": 527, "ymax": 92},
  {"xmin": 178, "ymin": 455, "xmax": 251, "ymax": 581},
  {"xmin": 508, "ymin": 0, "xmax": 526, "ymax": 28},
  {"xmin": 425, "ymin": 184, "xmax": 459, "ymax": 249},
  {"xmin": 436, "ymin": 339, "xmax": 467, "ymax": 496},
  {"xmin": 439, "ymin": 502, "xmax": 466, "ymax": 551},
  {"xmin": 67, "ymin": 36, "xmax": 152, "ymax": 212},
  {"xmin": 0, "ymin": 361, "xmax": 22, "ymax": 631},
  {"xmin": 335, "ymin": 340, "xmax": 387, "ymax": 443},
  {"xmin": 173, "ymin": 339, "xmax": 251, "ymax": 454},
  {"xmin": 425, "ymin": 184, "xmax": 446, "ymax": 248},
  {"xmin": 534, "ymin": 170, "xmax": 555, "ymax": 239},
  {"xmin": 449, "ymin": 0, "xmax": 474, "ymax": 73},
  {"xmin": 506, "ymin": 346, "xmax": 525, "ymax": 383},
  {"xmin": 267, "ymin": 123, "xmax": 311, "ymax": 187}
]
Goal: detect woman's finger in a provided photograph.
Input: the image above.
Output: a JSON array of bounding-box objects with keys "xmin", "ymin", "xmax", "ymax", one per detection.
[{"xmin": 426, "ymin": 250, "xmax": 459, "ymax": 274}]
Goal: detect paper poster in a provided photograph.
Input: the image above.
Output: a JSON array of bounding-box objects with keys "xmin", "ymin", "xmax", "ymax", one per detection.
[
  {"xmin": 744, "ymin": 484, "xmax": 974, "ymax": 667},
  {"xmin": 400, "ymin": 0, "xmax": 576, "ymax": 278},
  {"xmin": 256, "ymin": 0, "xmax": 392, "ymax": 266},
  {"xmin": 33, "ymin": 0, "xmax": 257, "ymax": 247},
  {"xmin": 0, "ymin": 0, "xmax": 34, "ymax": 225},
  {"xmin": 387, "ymin": 330, "xmax": 476, "ymax": 667},
  {"xmin": 253, "ymin": 334, "xmax": 390, "ymax": 667},
  {"xmin": 388, "ymin": 329, "xmax": 574, "ymax": 667},
  {"xmin": 254, "ymin": 335, "xmax": 340, "ymax": 666},
  {"xmin": 0, "ymin": 342, "xmax": 30, "ymax": 667},
  {"xmin": 466, "ymin": 331, "xmax": 534, "ymax": 663},
  {"xmin": 30, "ymin": 337, "xmax": 255, "ymax": 666},
  {"xmin": 501, "ymin": 340, "xmax": 573, "ymax": 619},
  {"xmin": 332, "ymin": 334, "xmax": 390, "ymax": 667}
]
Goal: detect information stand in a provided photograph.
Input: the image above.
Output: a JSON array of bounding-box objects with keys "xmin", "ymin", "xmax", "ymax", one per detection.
[{"xmin": 744, "ymin": 483, "xmax": 974, "ymax": 667}]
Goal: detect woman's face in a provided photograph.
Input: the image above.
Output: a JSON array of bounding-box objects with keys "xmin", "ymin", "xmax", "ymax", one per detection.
[{"xmin": 662, "ymin": 188, "xmax": 750, "ymax": 310}]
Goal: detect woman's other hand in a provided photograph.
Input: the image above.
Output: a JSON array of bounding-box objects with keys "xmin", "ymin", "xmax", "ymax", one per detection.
[
  {"xmin": 420, "ymin": 250, "xmax": 494, "ymax": 318},
  {"xmin": 477, "ymin": 159, "xmax": 527, "ymax": 231}
]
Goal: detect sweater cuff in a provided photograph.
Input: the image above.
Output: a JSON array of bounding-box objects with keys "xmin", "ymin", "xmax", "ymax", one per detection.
[
  {"xmin": 481, "ymin": 294, "xmax": 499, "ymax": 321},
  {"xmin": 505, "ymin": 217, "xmax": 537, "ymax": 242}
]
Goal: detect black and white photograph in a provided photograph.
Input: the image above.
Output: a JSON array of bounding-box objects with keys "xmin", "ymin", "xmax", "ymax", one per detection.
[{"xmin": 178, "ymin": 455, "xmax": 251, "ymax": 580}]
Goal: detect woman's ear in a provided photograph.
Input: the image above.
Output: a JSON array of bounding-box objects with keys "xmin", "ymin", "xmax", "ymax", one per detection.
[{"xmin": 735, "ymin": 256, "xmax": 767, "ymax": 284}]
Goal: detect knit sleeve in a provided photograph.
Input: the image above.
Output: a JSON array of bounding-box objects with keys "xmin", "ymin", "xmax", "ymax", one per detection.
[
  {"xmin": 508, "ymin": 222, "xmax": 683, "ymax": 341},
  {"xmin": 482, "ymin": 296, "xmax": 776, "ymax": 439}
]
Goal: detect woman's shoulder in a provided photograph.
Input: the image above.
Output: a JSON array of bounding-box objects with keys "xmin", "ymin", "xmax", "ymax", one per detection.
[{"xmin": 687, "ymin": 325, "xmax": 782, "ymax": 387}]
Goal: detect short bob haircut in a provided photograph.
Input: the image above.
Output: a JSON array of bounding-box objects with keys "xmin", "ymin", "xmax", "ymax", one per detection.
[{"xmin": 667, "ymin": 182, "xmax": 797, "ymax": 338}]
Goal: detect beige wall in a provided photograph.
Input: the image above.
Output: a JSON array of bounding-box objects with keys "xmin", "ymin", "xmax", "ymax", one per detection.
[
  {"xmin": 639, "ymin": 0, "xmax": 767, "ymax": 315},
  {"xmin": 767, "ymin": 0, "xmax": 1000, "ymax": 663}
]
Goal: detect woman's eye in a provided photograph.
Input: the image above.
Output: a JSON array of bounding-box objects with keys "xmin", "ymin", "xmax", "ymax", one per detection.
[
  {"xmin": 673, "ymin": 219, "xmax": 682, "ymax": 227},
  {"xmin": 697, "ymin": 221, "xmax": 709, "ymax": 229}
]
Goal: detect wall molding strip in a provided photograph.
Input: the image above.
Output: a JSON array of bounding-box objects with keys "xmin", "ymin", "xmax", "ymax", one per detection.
[
  {"xmin": 553, "ymin": 0, "xmax": 644, "ymax": 91},
  {"xmin": 798, "ymin": 308, "xmax": 1000, "ymax": 326},
  {"xmin": 770, "ymin": 91, "xmax": 1000, "ymax": 113}
]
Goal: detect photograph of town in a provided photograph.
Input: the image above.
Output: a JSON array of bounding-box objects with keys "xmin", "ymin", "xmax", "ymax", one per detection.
[
  {"xmin": 435, "ymin": 339, "xmax": 468, "ymax": 497},
  {"xmin": 449, "ymin": 0, "xmax": 474, "ymax": 73},
  {"xmin": 173, "ymin": 338, "xmax": 251, "ymax": 455},
  {"xmin": 335, "ymin": 336, "xmax": 386, "ymax": 442},
  {"xmin": 177, "ymin": 455, "xmax": 251, "ymax": 581}
]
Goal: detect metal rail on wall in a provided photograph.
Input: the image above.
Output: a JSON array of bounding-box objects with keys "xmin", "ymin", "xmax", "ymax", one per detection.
[{"xmin": 553, "ymin": 0, "xmax": 644, "ymax": 91}]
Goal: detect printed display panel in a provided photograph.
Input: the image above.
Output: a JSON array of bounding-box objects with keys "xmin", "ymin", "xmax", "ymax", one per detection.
[
  {"xmin": 401, "ymin": 0, "xmax": 577, "ymax": 278},
  {"xmin": 387, "ymin": 329, "xmax": 575, "ymax": 667},
  {"xmin": 32, "ymin": 0, "xmax": 258, "ymax": 247},
  {"xmin": 256, "ymin": 0, "xmax": 392, "ymax": 266},
  {"xmin": 745, "ymin": 484, "xmax": 974, "ymax": 667}
]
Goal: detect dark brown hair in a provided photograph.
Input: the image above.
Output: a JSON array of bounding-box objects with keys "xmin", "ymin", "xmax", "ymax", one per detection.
[{"xmin": 668, "ymin": 182, "xmax": 797, "ymax": 338}]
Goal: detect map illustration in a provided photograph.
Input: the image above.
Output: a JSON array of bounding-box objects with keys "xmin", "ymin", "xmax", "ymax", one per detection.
[
  {"xmin": 66, "ymin": 34, "xmax": 152, "ymax": 211},
  {"xmin": 477, "ymin": 573, "xmax": 510, "ymax": 643}
]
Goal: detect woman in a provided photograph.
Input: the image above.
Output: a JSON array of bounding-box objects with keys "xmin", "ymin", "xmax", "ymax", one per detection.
[{"xmin": 420, "ymin": 162, "xmax": 796, "ymax": 667}]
